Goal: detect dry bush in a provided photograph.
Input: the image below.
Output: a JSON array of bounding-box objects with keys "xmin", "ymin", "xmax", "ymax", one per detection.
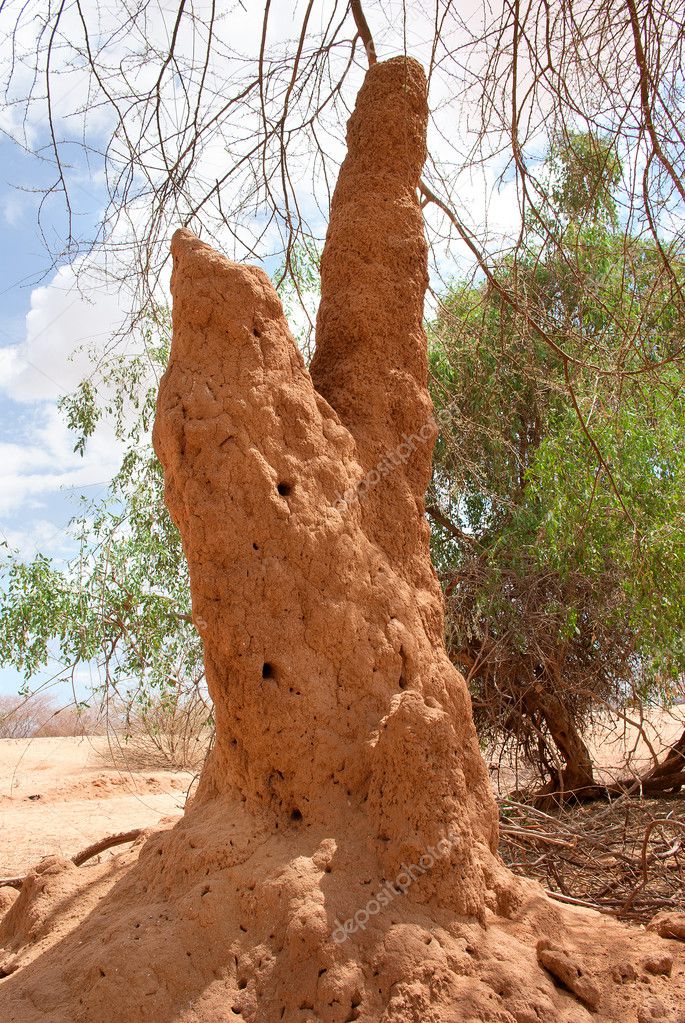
[
  {"xmin": 0, "ymin": 685, "xmax": 212, "ymax": 772},
  {"xmin": 0, "ymin": 694, "xmax": 47, "ymax": 738},
  {"xmin": 35, "ymin": 702, "xmax": 105, "ymax": 737},
  {"xmin": 109, "ymin": 685, "xmax": 212, "ymax": 772},
  {"xmin": 0, "ymin": 694, "xmax": 104, "ymax": 739}
]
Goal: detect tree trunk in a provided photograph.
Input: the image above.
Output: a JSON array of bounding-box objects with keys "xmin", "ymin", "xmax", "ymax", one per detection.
[
  {"xmin": 638, "ymin": 725, "xmax": 685, "ymax": 790},
  {"xmin": 534, "ymin": 709, "xmax": 685, "ymax": 806},
  {"xmin": 525, "ymin": 685, "xmax": 598, "ymax": 807},
  {"xmin": 600, "ymin": 724, "xmax": 685, "ymax": 799}
]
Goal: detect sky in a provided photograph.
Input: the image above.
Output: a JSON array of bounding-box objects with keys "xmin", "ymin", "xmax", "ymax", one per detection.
[
  {"xmin": 0, "ymin": 128, "xmax": 125, "ymax": 696},
  {"xmin": 0, "ymin": 0, "xmax": 519, "ymax": 701}
]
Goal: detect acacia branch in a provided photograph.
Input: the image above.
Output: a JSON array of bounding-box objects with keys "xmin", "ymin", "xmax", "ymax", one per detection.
[
  {"xmin": 626, "ymin": 0, "xmax": 685, "ymax": 207},
  {"xmin": 350, "ymin": 0, "xmax": 376, "ymax": 65},
  {"xmin": 426, "ymin": 504, "xmax": 477, "ymax": 547}
]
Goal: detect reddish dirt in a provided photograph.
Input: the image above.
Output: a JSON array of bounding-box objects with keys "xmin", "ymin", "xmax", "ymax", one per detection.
[
  {"xmin": 2, "ymin": 56, "xmax": 684, "ymax": 1023},
  {"xmin": 0, "ymin": 736, "xmax": 190, "ymax": 878}
]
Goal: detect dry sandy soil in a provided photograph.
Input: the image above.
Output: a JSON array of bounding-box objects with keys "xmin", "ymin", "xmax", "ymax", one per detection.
[
  {"xmin": 2, "ymin": 705, "xmax": 682, "ymax": 882},
  {"xmin": 2, "ymin": 722, "xmax": 684, "ymax": 1023},
  {"xmin": 0, "ymin": 736, "xmax": 193, "ymax": 878}
]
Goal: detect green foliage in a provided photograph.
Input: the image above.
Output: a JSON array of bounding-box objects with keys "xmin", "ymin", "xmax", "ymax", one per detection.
[
  {"xmin": 429, "ymin": 134, "xmax": 685, "ymax": 770},
  {"xmin": 59, "ymin": 380, "xmax": 101, "ymax": 456},
  {"xmin": 549, "ymin": 131, "xmax": 621, "ymax": 227},
  {"xmin": 530, "ymin": 373, "xmax": 685, "ymax": 681},
  {"xmin": 0, "ymin": 551, "xmax": 75, "ymax": 681},
  {"xmin": 0, "ymin": 313, "xmax": 203, "ymax": 701}
]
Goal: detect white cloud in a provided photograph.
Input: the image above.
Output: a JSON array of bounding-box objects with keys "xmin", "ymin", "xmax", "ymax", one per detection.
[
  {"xmin": 0, "ymin": 257, "xmax": 128, "ymax": 530},
  {"xmin": 0, "ymin": 516, "xmax": 77, "ymax": 561},
  {"xmin": 0, "ymin": 258, "xmax": 128, "ymax": 401},
  {"xmin": 0, "ymin": 402, "xmax": 121, "ymax": 519},
  {"xmin": 0, "ymin": 191, "xmax": 27, "ymax": 227}
]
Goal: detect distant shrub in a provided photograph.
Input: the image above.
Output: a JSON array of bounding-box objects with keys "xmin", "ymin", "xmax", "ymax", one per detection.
[
  {"xmin": 0, "ymin": 685, "xmax": 212, "ymax": 772},
  {"xmin": 109, "ymin": 684, "xmax": 213, "ymax": 772},
  {"xmin": 0, "ymin": 694, "xmax": 105, "ymax": 739}
]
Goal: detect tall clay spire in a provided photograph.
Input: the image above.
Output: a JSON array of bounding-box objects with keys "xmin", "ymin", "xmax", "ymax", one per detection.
[{"xmin": 152, "ymin": 57, "xmax": 498, "ymax": 916}]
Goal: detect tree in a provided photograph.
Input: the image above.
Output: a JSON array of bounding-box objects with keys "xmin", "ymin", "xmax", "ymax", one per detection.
[
  {"xmin": 0, "ymin": 316, "xmax": 205, "ymax": 726},
  {"xmin": 428, "ymin": 132, "xmax": 685, "ymax": 800}
]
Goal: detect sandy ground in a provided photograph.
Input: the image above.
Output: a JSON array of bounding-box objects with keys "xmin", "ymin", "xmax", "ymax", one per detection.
[
  {"xmin": 2, "ymin": 706, "xmax": 683, "ymax": 880},
  {"xmin": 0, "ymin": 736, "xmax": 193, "ymax": 877}
]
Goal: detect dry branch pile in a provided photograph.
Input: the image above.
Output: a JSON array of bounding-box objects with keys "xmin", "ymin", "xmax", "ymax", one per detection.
[{"xmin": 500, "ymin": 797, "xmax": 685, "ymax": 923}]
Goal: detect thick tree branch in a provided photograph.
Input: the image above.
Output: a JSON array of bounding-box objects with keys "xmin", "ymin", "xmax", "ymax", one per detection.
[
  {"xmin": 350, "ymin": 0, "xmax": 376, "ymax": 65},
  {"xmin": 426, "ymin": 504, "xmax": 477, "ymax": 547}
]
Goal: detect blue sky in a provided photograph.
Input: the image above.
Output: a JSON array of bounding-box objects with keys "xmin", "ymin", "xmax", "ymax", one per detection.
[{"xmin": 0, "ymin": 129, "xmax": 125, "ymax": 697}]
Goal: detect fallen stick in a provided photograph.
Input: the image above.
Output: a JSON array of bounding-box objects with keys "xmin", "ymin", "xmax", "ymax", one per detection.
[
  {"xmin": 0, "ymin": 828, "xmax": 143, "ymax": 890},
  {"xmin": 544, "ymin": 889, "xmax": 617, "ymax": 914},
  {"xmin": 71, "ymin": 828, "xmax": 144, "ymax": 866},
  {"xmin": 0, "ymin": 876, "xmax": 23, "ymax": 891},
  {"xmin": 500, "ymin": 826, "xmax": 577, "ymax": 849}
]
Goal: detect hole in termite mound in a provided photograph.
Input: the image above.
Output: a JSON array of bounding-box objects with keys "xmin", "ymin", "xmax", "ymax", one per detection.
[{"xmin": 276, "ymin": 481, "xmax": 292, "ymax": 497}]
